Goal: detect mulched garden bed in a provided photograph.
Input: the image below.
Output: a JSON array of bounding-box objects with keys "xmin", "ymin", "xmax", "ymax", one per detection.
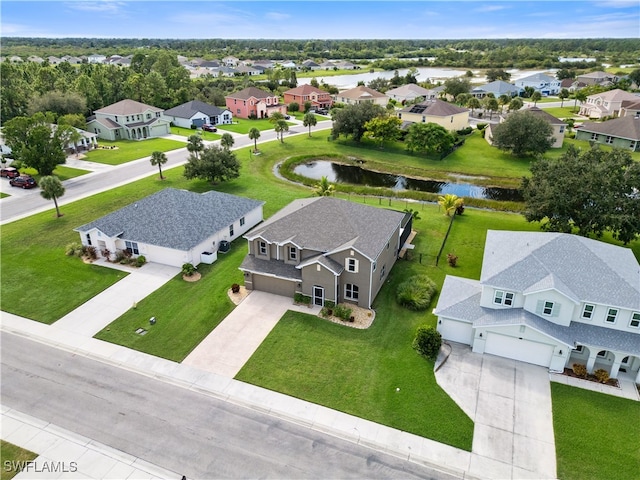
[{"xmin": 562, "ymin": 368, "xmax": 619, "ymax": 388}]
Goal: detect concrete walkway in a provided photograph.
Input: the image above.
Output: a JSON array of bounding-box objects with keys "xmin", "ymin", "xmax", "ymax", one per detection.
[
  {"xmin": 435, "ymin": 344, "xmax": 557, "ymax": 480},
  {"xmin": 54, "ymin": 262, "xmax": 180, "ymax": 337},
  {"xmin": 182, "ymin": 291, "xmax": 321, "ymax": 377}
]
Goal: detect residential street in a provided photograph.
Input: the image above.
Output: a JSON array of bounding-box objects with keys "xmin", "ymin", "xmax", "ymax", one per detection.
[{"xmin": 1, "ymin": 332, "xmax": 460, "ymax": 480}]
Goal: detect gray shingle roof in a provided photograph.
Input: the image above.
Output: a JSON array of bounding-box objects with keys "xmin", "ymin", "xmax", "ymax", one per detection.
[
  {"xmin": 579, "ymin": 116, "xmax": 640, "ymax": 141},
  {"xmin": 163, "ymin": 100, "xmax": 228, "ymax": 119},
  {"xmin": 239, "ymin": 255, "xmax": 302, "ymax": 281},
  {"xmin": 94, "ymin": 99, "xmax": 163, "ymax": 115},
  {"xmin": 481, "ymin": 231, "xmax": 640, "ymax": 310},
  {"xmin": 75, "ymin": 188, "xmax": 263, "ymax": 251},
  {"xmin": 401, "ymin": 99, "xmax": 468, "ymax": 116},
  {"xmin": 245, "ymin": 197, "xmax": 405, "ymax": 260}
]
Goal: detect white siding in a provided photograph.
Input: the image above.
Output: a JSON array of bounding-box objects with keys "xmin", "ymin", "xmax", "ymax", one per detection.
[{"xmin": 438, "ymin": 318, "xmax": 473, "ymax": 345}]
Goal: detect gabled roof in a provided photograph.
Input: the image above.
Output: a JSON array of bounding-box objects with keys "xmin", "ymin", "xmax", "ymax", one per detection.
[
  {"xmin": 75, "ymin": 188, "xmax": 263, "ymax": 251},
  {"xmin": 578, "ymin": 116, "xmax": 640, "ymax": 141},
  {"xmin": 163, "ymin": 100, "xmax": 228, "ymax": 119},
  {"xmin": 586, "ymin": 88, "xmax": 639, "ymax": 103},
  {"xmin": 225, "ymin": 87, "xmax": 276, "ymax": 100},
  {"xmin": 516, "ymin": 72, "xmax": 558, "ymax": 83},
  {"xmin": 337, "ymin": 85, "xmax": 387, "ymax": 100},
  {"xmin": 519, "ymin": 106, "xmax": 565, "ymax": 125},
  {"xmin": 481, "ymin": 231, "xmax": 640, "ymax": 310},
  {"xmin": 578, "ymin": 71, "xmax": 614, "ymax": 79},
  {"xmin": 473, "ymin": 80, "xmax": 521, "ymax": 95},
  {"xmin": 401, "ymin": 99, "xmax": 468, "ymax": 116},
  {"xmin": 284, "ymin": 84, "xmax": 328, "ymax": 96},
  {"xmin": 244, "ymin": 197, "xmax": 405, "ymax": 261},
  {"xmin": 386, "ymin": 83, "xmax": 433, "ymax": 96},
  {"xmin": 94, "ymin": 99, "xmax": 163, "ymax": 116}
]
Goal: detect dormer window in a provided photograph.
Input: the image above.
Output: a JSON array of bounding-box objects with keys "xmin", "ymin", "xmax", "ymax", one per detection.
[
  {"xmin": 542, "ymin": 301, "xmax": 554, "ymax": 316},
  {"xmin": 288, "ymin": 246, "xmax": 297, "ymax": 261},
  {"xmin": 494, "ymin": 290, "xmax": 514, "ymax": 306},
  {"xmin": 630, "ymin": 312, "xmax": 640, "ymax": 328},
  {"xmin": 258, "ymin": 241, "xmax": 267, "ymax": 256}
]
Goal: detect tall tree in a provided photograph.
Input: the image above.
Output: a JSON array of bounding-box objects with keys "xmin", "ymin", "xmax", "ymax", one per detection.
[
  {"xmin": 572, "ymin": 90, "xmax": 587, "ymax": 111},
  {"xmin": 248, "ymin": 127, "xmax": 261, "ymax": 152},
  {"xmin": 303, "ymin": 112, "xmax": 317, "ymax": 137},
  {"xmin": 467, "ymin": 97, "xmax": 481, "ymax": 114},
  {"xmin": 332, "ymin": 102, "xmax": 385, "ymax": 142},
  {"xmin": 530, "ymin": 91, "xmax": 542, "ymax": 106},
  {"xmin": 184, "ymin": 145, "xmax": 240, "ymax": 184},
  {"xmin": 220, "ymin": 133, "xmax": 235, "ymax": 150},
  {"xmin": 274, "ymin": 119, "xmax": 289, "ymax": 143},
  {"xmin": 443, "ymin": 77, "xmax": 471, "ymax": 99},
  {"xmin": 498, "ymin": 94, "xmax": 511, "ymax": 113},
  {"xmin": 150, "ymin": 151, "xmax": 168, "ymax": 179},
  {"xmin": 491, "ymin": 110, "xmax": 553, "ymax": 157},
  {"xmin": 508, "ymin": 97, "xmax": 523, "ymax": 112},
  {"xmin": 186, "ymin": 134, "xmax": 204, "ymax": 159},
  {"xmin": 482, "ymin": 97, "xmax": 499, "ymax": 120},
  {"xmin": 405, "ymin": 122, "xmax": 455, "ymax": 156},
  {"xmin": 39, "ymin": 175, "xmax": 65, "ymax": 218},
  {"xmin": 363, "ymin": 115, "xmax": 402, "ymax": 148},
  {"xmin": 558, "ymin": 88, "xmax": 570, "ymax": 107},
  {"xmin": 522, "ymin": 146, "xmax": 640, "ymax": 244},
  {"xmin": 485, "ymin": 68, "xmax": 511, "ymax": 82}
]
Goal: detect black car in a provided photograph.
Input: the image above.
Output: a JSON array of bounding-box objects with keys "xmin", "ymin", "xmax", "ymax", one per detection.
[
  {"xmin": 316, "ymin": 108, "xmax": 328, "ymax": 115},
  {"xmin": 9, "ymin": 175, "xmax": 37, "ymax": 189},
  {"xmin": 202, "ymin": 124, "xmax": 217, "ymax": 132},
  {"xmin": 0, "ymin": 167, "xmax": 20, "ymax": 178},
  {"xmin": 284, "ymin": 115, "xmax": 291, "ymax": 120}
]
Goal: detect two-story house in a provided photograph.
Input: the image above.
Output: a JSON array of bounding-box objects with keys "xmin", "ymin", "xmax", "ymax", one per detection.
[
  {"xmin": 578, "ymin": 89, "xmax": 640, "ymax": 119},
  {"xmin": 224, "ymin": 87, "xmax": 287, "ymax": 119},
  {"xmin": 86, "ymin": 99, "xmax": 171, "ymax": 141},
  {"xmin": 283, "ymin": 85, "xmax": 333, "ymax": 110},
  {"xmin": 515, "ymin": 73, "xmax": 561, "ymax": 96},
  {"xmin": 434, "ymin": 231, "xmax": 640, "ymax": 382},
  {"xmin": 397, "ymin": 99, "xmax": 469, "ymax": 131},
  {"xmin": 239, "ymin": 197, "xmax": 412, "ymax": 309}
]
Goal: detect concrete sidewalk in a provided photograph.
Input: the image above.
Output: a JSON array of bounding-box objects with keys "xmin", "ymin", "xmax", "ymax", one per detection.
[{"xmin": 182, "ymin": 291, "xmax": 321, "ymax": 377}]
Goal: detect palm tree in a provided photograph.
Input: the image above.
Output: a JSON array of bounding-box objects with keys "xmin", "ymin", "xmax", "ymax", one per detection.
[
  {"xmin": 314, "ymin": 176, "xmax": 335, "ymax": 196},
  {"xmin": 269, "ymin": 111, "xmax": 285, "ymax": 124},
  {"xmin": 438, "ymin": 194, "xmax": 463, "ymax": 216},
  {"xmin": 150, "ymin": 151, "xmax": 168, "ymax": 179},
  {"xmin": 558, "ymin": 88, "xmax": 570, "ymax": 107},
  {"xmin": 248, "ymin": 127, "xmax": 261, "ymax": 152},
  {"xmin": 531, "ymin": 91, "xmax": 542, "ymax": 106},
  {"xmin": 186, "ymin": 134, "xmax": 204, "ymax": 159},
  {"xmin": 39, "ymin": 175, "xmax": 65, "ymax": 217},
  {"xmin": 573, "ymin": 90, "xmax": 587, "ymax": 113},
  {"xmin": 220, "ymin": 133, "xmax": 234, "ymax": 150},
  {"xmin": 303, "ymin": 112, "xmax": 317, "ymax": 137},
  {"xmin": 274, "ymin": 119, "xmax": 289, "ymax": 143},
  {"xmin": 498, "ymin": 94, "xmax": 510, "ymax": 113},
  {"xmin": 467, "ymin": 97, "xmax": 481, "ymax": 115}
]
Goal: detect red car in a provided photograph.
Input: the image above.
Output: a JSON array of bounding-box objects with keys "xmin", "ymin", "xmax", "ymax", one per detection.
[
  {"xmin": 202, "ymin": 124, "xmax": 217, "ymax": 132},
  {"xmin": 9, "ymin": 175, "xmax": 37, "ymax": 189},
  {"xmin": 0, "ymin": 167, "xmax": 20, "ymax": 178}
]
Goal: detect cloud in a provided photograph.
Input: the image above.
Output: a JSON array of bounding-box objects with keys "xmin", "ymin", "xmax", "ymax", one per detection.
[
  {"xmin": 65, "ymin": 1, "xmax": 127, "ymax": 14},
  {"xmin": 591, "ymin": 0, "xmax": 640, "ymax": 7},
  {"xmin": 474, "ymin": 5, "xmax": 508, "ymax": 13},
  {"xmin": 265, "ymin": 11, "xmax": 291, "ymax": 21}
]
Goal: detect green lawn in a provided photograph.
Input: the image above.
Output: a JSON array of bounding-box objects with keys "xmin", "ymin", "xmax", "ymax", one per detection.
[
  {"xmin": 0, "ymin": 441, "xmax": 38, "ymax": 480},
  {"xmin": 84, "ymin": 138, "xmax": 186, "ymax": 165},
  {"xmin": 552, "ymin": 383, "xmax": 640, "ymax": 480},
  {"xmin": 20, "ymin": 165, "xmax": 91, "ymax": 182},
  {"xmin": 216, "ymin": 118, "xmax": 295, "ymax": 134},
  {"xmin": 0, "ymin": 192, "xmax": 9, "ymax": 198},
  {"xmin": 170, "ymin": 126, "xmax": 221, "ymax": 141},
  {"xmin": 539, "ymin": 106, "xmax": 582, "ymax": 119}
]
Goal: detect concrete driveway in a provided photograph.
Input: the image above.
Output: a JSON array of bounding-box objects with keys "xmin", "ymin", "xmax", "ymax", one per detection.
[
  {"xmin": 436, "ymin": 344, "xmax": 557, "ymax": 479},
  {"xmin": 182, "ymin": 291, "xmax": 320, "ymax": 378}
]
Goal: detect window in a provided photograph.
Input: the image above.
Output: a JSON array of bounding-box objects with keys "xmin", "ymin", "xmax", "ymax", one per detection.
[
  {"xmin": 85, "ymin": 233, "xmax": 92, "ymax": 246},
  {"xmin": 258, "ymin": 241, "xmax": 267, "ymax": 256},
  {"xmin": 581, "ymin": 304, "xmax": 595, "ymax": 319},
  {"xmin": 606, "ymin": 136, "xmax": 613, "ymax": 144},
  {"xmin": 372, "ymin": 262, "xmax": 377, "ymax": 272},
  {"xmin": 229, "ymin": 224, "xmax": 234, "ymax": 237},
  {"xmin": 575, "ymin": 345, "xmax": 584, "ymax": 353},
  {"xmin": 346, "ymin": 258, "xmax": 358, "ymax": 273},
  {"xmin": 605, "ymin": 308, "xmax": 618, "ymax": 323},
  {"xmin": 591, "ymin": 133, "xmax": 598, "ymax": 140},
  {"xmin": 494, "ymin": 290, "xmax": 514, "ymax": 306},
  {"xmin": 543, "ymin": 301, "xmax": 554, "ymax": 316},
  {"xmin": 559, "ymin": 126, "xmax": 565, "ymax": 133},
  {"xmin": 125, "ymin": 241, "xmax": 139, "ymax": 255},
  {"xmin": 240, "ymin": 217, "xmax": 245, "ymax": 227},
  {"xmin": 630, "ymin": 312, "xmax": 640, "ymax": 328},
  {"xmin": 380, "ymin": 264, "xmax": 386, "ymax": 280},
  {"xmin": 345, "ymin": 283, "xmax": 359, "ymax": 300},
  {"xmin": 597, "ymin": 350, "xmax": 607, "ymax": 358},
  {"xmin": 288, "ymin": 246, "xmax": 297, "ymax": 261}
]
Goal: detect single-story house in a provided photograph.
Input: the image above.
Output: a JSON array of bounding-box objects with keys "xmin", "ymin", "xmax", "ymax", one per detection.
[
  {"xmin": 75, "ymin": 188, "xmax": 264, "ymax": 268},
  {"xmin": 335, "ymin": 86, "xmax": 388, "ymax": 106},
  {"xmin": 163, "ymin": 100, "xmax": 232, "ymax": 129},
  {"xmin": 225, "ymin": 87, "xmax": 287, "ymax": 119},
  {"xmin": 386, "ymin": 84, "xmax": 437, "ymax": 103},
  {"xmin": 470, "ymin": 80, "xmax": 522, "ymax": 98},
  {"xmin": 86, "ymin": 99, "xmax": 171, "ymax": 141},
  {"xmin": 575, "ymin": 116, "xmax": 640, "ymax": 152},
  {"xmin": 397, "ymin": 99, "xmax": 469, "ymax": 131},
  {"xmin": 579, "ymin": 89, "xmax": 640, "ymax": 119},
  {"xmin": 434, "ymin": 230, "xmax": 640, "ymax": 382},
  {"xmin": 239, "ymin": 197, "xmax": 412, "ymax": 309},
  {"xmin": 485, "ymin": 106, "xmax": 566, "ymax": 148}
]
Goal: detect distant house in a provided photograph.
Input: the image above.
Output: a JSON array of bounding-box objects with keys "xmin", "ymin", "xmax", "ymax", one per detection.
[
  {"xmin": 560, "ymin": 78, "xmax": 586, "ymax": 92},
  {"xmin": 386, "ymin": 84, "xmax": 436, "ymax": 103},
  {"xmin": 515, "ymin": 73, "xmax": 560, "ymax": 96},
  {"xmin": 87, "ymin": 54, "xmax": 106, "ymax": 64},
  {"xmin": 239, "ymin": 197, "xmax": 412, "ymax": 309},
  {"xmin": 235, "ymin": 65, "xmax": 261, "ymax": 76},
  {"xmin": 27, "ymin": 55, "xmax": 45, "ymax": 63},
  {"xmin": 397, "ymin": 99, "xmax": 469, "ymax": 131},
  {"xmin": 163, "ymin": 100, "xmax": 232, "ymax": 129},
  {"xmin": 61, "ymin": 55, "xmax": 83, "ymax": 65},
  {"xmin": 333, "ymin": 61, "xmax": 358, "ymax": 70},
  {"xmin": 222, "ymin": 56, "xmax": 240, "ymax": 67},
  {"xmin": 621, "ymin": 100, "xmax": 640, "ymax": 117},
  {"xmin": 280, "ymin": 60, "xmax": 297, "ymax": 69},
  {"xmin": 485, "ymin": 106, "xmax": 566, "ymax": 148},
  {"xmin": 86, "ymin": 99, "xmax": 171, "ymax": 141},
  {"xmin": 576, "ymin": 71, "xmax": 618, "ymax": 86},
  {"xmin": 224, "ymin": 87, "xmax": 287, "ymax": 119},
  {"xmin": 335, "ymin": 86, "xmax": 388, "ymax": 106},
  {"xmin": 575, "ymin": 116, "xmax": 640, "ymax": 152},
  {"xmin": 283, "ymin": 85, "xmax": 333, "ymax": 110},
  {"xmin": 470, "ymin": 80, "xmax": 522, "ymax": 98},
  {"xmin": 434, "ymin": 230, "xmax": 640, "ymax": 382},
  {"xmin": 75, "ymin": 188, "xmax": 264, "ymax": 268},
  {"xmin": 47, "ymin": 56, "xmax": 62, "ymax": 65},
  {"xmin": 578, "ymin": 89, "xmax": 640, "ymax": 119},
  {"xmin": 302, "ymin": 60, "xmax": 321, "ymax": 70}
]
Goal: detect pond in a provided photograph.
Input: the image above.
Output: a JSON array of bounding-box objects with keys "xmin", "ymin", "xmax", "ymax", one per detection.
[{"xmin": 293, "ymin": 160, "xmax": 523, "ymax": 201}]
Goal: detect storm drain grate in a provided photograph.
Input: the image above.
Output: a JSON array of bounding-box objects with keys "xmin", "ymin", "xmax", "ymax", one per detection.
[{"xmin": 135, "ymin": 328, "xmax": 147, "ymax": 335}]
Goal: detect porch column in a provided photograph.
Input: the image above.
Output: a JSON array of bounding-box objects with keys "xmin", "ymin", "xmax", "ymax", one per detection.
[
  {"xmin": 636, "ymin": 368, "xmax": 640, "ymax": 384},
  {"xmin": 586, "ymin": 350, "xmax": 597, "ymax": 374},
  {"xmin": 610, "ymin": 357, "xmax": 622, "ymax": 379}
]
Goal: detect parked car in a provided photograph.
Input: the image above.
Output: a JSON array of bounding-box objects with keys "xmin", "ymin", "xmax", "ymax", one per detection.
[
  {"xmin": 9, "ymin": 175, "xmax": 37, "ymax": 189},
  {"xmin": 316, "ymin": 108, "xmax": 329, "ymax": 115},
  {"xmin": 0, "ymin": 167, "xmax": 20, "ymax": 178},
  {"xmin": 284, "ymin": 115, "xmax": 291, "ymax": 120},
  {"xmin": 202, "ymin": 124, "xmax": 217, "ymax": 132}
]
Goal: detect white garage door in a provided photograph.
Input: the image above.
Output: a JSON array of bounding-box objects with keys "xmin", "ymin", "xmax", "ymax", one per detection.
[
  {"xmin": 439, "ymin": 319, "xmax": 473, "ymax": 345},
  {"xmin": 485, "ymin": 333, "xmax": 554, "ymax": 367}
]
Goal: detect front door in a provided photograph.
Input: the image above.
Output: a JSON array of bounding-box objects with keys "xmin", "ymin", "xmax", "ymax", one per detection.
[{"xmin": 313, "ymin": 286, "xmax": 324, "ymax": 306}]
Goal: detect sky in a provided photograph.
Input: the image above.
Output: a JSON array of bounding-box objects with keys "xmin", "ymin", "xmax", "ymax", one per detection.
[{"xmin": 1, "ymin": 1, "xmax": 639, "ymax": 40}]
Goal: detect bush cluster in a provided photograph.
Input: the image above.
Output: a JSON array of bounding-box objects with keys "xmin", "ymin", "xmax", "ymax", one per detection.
[
  {"xmin": 181, "ymin": 263, "xmax": 196, "ymax": 276},
  {"xmin": 396, "ymin": 275, "xmax": 437, "ymax": 310},
  {"xmin": 294, "ymin": 292, "xmax": 312, "ymax": 304},
  {"xmin": 412, "ymin": 326, "xmax": 442, "ymax": 360},
  {"xmin": 333, "ymin": 304, "xmax": 353, "ymax": 321},
  {"xmin": 572, "ymin": 363, "xmax": 588, "ymax": 378},
  {"xmin": 594, "ymin": 368, "xmax": 610, "ymax": 384}
]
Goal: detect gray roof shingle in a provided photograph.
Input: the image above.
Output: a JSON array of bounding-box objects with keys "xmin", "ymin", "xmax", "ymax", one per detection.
[
  {"xmin": 579, "ymin": 116, "xmax": 640, "ymax": 141},
  {"xmin": 163, "ymin": 100, "xmax": 228, "ymax": 119},
  {"xmin": 76, "ymin": 188, "xmax": 263, "ymax": 251}
]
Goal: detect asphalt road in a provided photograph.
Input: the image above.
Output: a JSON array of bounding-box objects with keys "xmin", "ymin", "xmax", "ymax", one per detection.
[{"xmin": 1, "ymin": 333, "xmax": 459, "ymax": 480}]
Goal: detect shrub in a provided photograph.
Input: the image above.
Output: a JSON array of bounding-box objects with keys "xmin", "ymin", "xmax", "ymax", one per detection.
[
  {"xmin": 181, "ymin": 263, "xmax": 196, "ymax": 276},
  {"xmin": 413, "ymin": 326, "xmax": 442, "ymax": 360},
  {"xmin": 396, "ymin": 275, "xmax": 437, "ymax": 310},
  {"xmin": 114, "ymin": 250, "xmax": 128, "ymax": 264},
  {"xmin": 294, "ymin": 293, "xmax": 311, "ymax": 304},
  {"xmin": 456, "ymin": 126, "xmax": 473, "ymax": 135},
  {"xmin": 135, "ymin": 255, "xmax": 146, "ymax": 267},
  {"xmin": 324, "ymin": 300, "xmax": 335, "ymax": 309},
  {"xmin": 572, "ymin": 363, "xmax": 588, "ymax": 378},
  {"xmin": 65, "ymin": 242, "xmax": 83, "ymax": 257},
  {"xmin": 288, "ymin": 102, "xmax": 300, "ymax": 112},
  {"xmin": 333, "ymin": 304, "xmax": 353, "ymax": 321},
  {"xmin": 320, "ymin": 306, "xmax": 331, "ymax": 318},
  {"xmin": 101, "ymin": 248, "xmax": 111, "ymax": 260},
  {"xmin": 83, "ymin": 245, "xmax": 98, "ymax": 260},
  {"xmin": 476, "ymin": 123, "xmax": 487, "ymax": 130},
  {"xmin": 594, "ymin": 368, "xmax": 610, "ymax": 384},
  {"xmin": 447, "ymin": 253, "xmax": 458, "ymax": 267},
  {"xmin": 231, "ymin": 283, "xmax": 240, "ymax": 293}
]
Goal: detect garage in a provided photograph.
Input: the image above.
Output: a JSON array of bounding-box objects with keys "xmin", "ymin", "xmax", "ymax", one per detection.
[
  {"xmin": 439, "ymin": 318, "xmax": 473, "ymax": 345},
  {"xmin": 252, "ymin": 274, "xmax": 296, "ymax": 298},
  {"xmin": 484, "ymin": 332, "xmax": 554, "ymax": 367}
]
